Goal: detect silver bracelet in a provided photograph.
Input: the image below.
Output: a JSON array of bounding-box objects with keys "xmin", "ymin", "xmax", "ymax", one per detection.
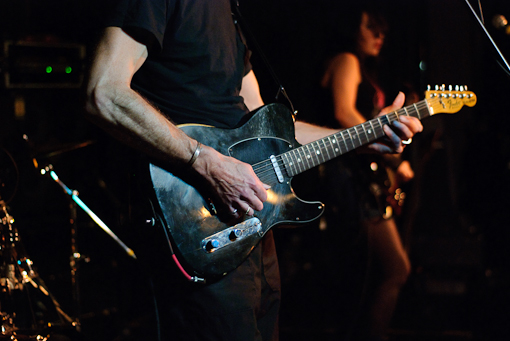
[{"xmin": 188, "ymin": 141, "xmax": 202, "ymax": 167}]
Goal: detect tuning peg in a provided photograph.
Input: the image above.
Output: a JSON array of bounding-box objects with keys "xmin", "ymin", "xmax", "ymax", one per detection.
[
  {"xmin": 449, "ymin": 85, "xmax": 453, "ymax": 91},
  {"xmin": 441, "ymin": 84, "xmax": 445, "ymax": 91},
  {"xmin": 435, "ymin": 84, "xmax": 439, "ymax": 90},
  {"xmin": 427, "ymin": 84, "xmax": 431, "ymax": 91},
  {"xmin": 464, "ymin": 85, "xmax": 468, "ymax": 90},
  {"xmin": 455, "ymin": 85, "xmax": 459, "ymax": 91}
]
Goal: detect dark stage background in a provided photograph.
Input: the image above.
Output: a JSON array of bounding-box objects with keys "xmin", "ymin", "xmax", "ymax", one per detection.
[{"xmin": 1, "ymin": 0, "xmax": 510, "ymax": 340}]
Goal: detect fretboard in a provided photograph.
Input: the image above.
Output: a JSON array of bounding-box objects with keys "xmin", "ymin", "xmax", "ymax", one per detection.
[{"xmin": 282, "ymin": 99, "xmax": 431, "ymax": 177}]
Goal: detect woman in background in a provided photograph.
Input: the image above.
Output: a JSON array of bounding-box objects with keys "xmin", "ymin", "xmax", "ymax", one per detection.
[{"xmin": 319, "ymin": 4, "xmax": 414, "ymax": 340}]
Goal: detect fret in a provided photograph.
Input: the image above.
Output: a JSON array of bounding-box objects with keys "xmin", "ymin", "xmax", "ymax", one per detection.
[
  {"xmin": 414, "ymin": 102, "xmax": 421, "ymax": 119},
  {"xmin": 306, "ymin": 143, "xmax": 320, "ymax": 168},
  {"xmin": 301, "ymin": 145, "xmax": 312, "ymax": 171},
  {"xmin": 346, "ymin": 128, "xmax": 357, "ymax": 150},
  {"xmin": 324, "ymin": 139, "xmax": 332, "ymax": 160},
  {"xmin": 339, "ymin": 130, "xmax": 350, "ymax": 152},
  {"xmin": 327, "ymin": 136, "xmax": 339, "ymax": 156},
  {"xmin": 282, "ymin": 152, "xmax": 291, "ymax": 176},
  {"xmin": 324, "ymin": 138, "xmax": 334, "ymax": 160},
  {"xmin": 290, "ymin": 151, "xmax": 300, "ymax": 176},
  {"xmin": 292, "ymin": 147, "xmax": 304, "ymax": 174},
  {"xmin": 322, "ymin": 137, "xmax": 333, "ymax": 161},
  {"xmin": 302, "ymin": 146, "xmax": 311, "ymax": 171},
  {"xmin": 345, "ymin": 129, "xmax": 354, "ymax": 151},
  {"xmin": 292, "ymin": 149, "xmax": 303, "ymax": 173},
  {"xmin": 395, "ymin": 110, "xmax": 401, "ymax": 121},
  {"xmin": 406, "ymin": 107, "xmax": 416, "ymax": 117},
  {"xmin": 300, "ymin": 147, "xmax": 313, "ymax": 169},
  {"xmin": 302, "ymin": 144, "xmax": 313, "ymax": 169},
  {"xmin": 358, "ymin": 122, "xmax": 370, "ymax": 144},
  {"xmin": 332, "ymin": 134, "xmax": 344, "ymax": 155},
  {"xmin": 296, "ymin": 145, "xmax": 304, "ymax": 169},
  {"xmin": 388, "ymin": 112, "xmax": 398, "ymax": 124},
  {"xmin": 297, "ymin": 146, "xmax": 310, "ymax": 169},
  {"xmin": 315, "ymin": 139, "xmax": 326, "ymax": 164},
  {"xmin": 368, "ymin": 119, "xmax": 376, "ymax": 139},
  {"xmin": 329, "ymin": 137, "xmax": 337, "ymax": 158},
  {"xmin": 378, "ymin": 115, "xmax": 390, "ymax": 127},
  {"xmin": 300, "ymin": 144, "xmax": 309, "ymax": 171},
  {"xmin": 375, "ymin": 117, "xmax": 384, "ymax": 138},
  {"xmin": 360, "ymin": 122, "xmax": 368, "ymax": 144},
  {"xmin": 354, "ymin": 125, "xmax": 363, "ymax": 145},
  {"xmin": 424, "ymin": 101, "xmax": 431, "ymax": 117},
  {"xmin": 403, "ymin": 107, "xmax": 409, "ymax": 117},
  {"xmin": 281, "ymin": 152, "xmax": 293, "ymax": 177},
  {"xmin": 286, "ymin": 149, "xmax": 298, "ymax": 175}
]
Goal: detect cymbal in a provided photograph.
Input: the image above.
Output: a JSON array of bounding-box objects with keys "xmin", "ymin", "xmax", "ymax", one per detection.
[{"xmin": 32, "ymin": 140, "xmax": 95, "ymax": 160}]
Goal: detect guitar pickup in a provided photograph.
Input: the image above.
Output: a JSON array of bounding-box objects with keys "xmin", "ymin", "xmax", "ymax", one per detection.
[
  {"xmin": 201, "ymin": 217, "xmax": 262, "ymax": 253},
  {"xmin": 270, "ymin": 155, "xmax": 284, "ymax": 183}
]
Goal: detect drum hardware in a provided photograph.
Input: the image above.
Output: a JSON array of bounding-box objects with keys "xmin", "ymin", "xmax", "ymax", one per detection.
[
  {"xmin": 30, "ymin": 140, "xmax": 95, "ymax": 162},
  {"xmin": 0, "ymin": 199, "xmax": 79, "ymax": 339},
  {"xmin": 0, "ymin": 148, "xmax": 19, "ymax": 205},
  {"xmin": 39, "ymin": 164, "xmax": 137, "ymax": 320},
  {"xmin": 1, "ymin": 145, "xmax": 80, "ymax": 339},
  {"xmin": 40, "ymin": 165, "xmax": 137, "ymax": 260}
]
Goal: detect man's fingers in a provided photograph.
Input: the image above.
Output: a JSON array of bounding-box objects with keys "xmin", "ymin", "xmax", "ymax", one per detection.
[
  {"xmin": 380, "ymin": 92, "xmax": 405, "ymax": 115},
  {"xmin": 399, "ymin": 115, "xmax": 423, "ymax": 134},
  {"xmin": 383, "ymin": 125, "xmax": 404, "ymax": 153}
]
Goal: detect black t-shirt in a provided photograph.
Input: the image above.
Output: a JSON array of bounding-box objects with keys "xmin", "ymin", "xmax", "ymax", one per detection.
[{"xmin": 106, "ymin": 0, "xmax": 250, "ymax": 128}]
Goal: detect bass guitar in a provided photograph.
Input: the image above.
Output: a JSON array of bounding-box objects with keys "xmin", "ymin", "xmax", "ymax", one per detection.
[{"xmin": 149, "ymin": 86, "xmax": 476, "ymax": 278}]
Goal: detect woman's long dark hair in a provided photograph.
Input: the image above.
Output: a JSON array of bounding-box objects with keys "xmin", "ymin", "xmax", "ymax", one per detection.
[{"xmin": 321, "ymin": 2, "xmax": 388, "ymax": 83}]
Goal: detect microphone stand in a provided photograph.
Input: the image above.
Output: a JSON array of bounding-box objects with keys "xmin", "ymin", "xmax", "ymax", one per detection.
[{"xmin": 464, "ymin": 0, "xmax": 510, "ymax": 75}]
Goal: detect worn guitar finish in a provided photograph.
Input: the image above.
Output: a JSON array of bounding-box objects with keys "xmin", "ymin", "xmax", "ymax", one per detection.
[{"xmin": 150, "ymin": 88, "xmax": 476, "ymax": 278}]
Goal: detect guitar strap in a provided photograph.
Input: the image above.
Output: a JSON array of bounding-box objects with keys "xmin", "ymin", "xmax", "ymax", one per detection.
[{"xmin": 230, "ymin": 1, "xmax": 297, "ymax": 117}]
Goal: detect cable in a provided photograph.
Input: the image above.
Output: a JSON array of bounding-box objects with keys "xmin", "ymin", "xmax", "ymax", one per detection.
[{"xmin": 148, "ymin": 200, "xmax": 205, "ymax": 283}]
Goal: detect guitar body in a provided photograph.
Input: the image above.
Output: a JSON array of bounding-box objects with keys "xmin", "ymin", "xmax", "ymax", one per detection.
[{"xmin": 150, "ymin": 103, "xmax": 324, "ymax": 277}]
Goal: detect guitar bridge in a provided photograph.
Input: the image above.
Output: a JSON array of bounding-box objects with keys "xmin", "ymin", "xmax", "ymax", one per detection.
[{"xmin": 201, "ymin": 217, "xmax": 262, "ymax": 253}]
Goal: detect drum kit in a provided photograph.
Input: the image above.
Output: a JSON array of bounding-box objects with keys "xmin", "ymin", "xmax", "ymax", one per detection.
[{"xmin": 0, "ymin": 140, "xmax": 136, "ymax": 340}]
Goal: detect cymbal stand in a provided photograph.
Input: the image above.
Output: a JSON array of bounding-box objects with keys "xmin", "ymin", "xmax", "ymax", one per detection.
[
  {"xmin": 0, "ymin": 197, "xmax": 78, "ymax": 335},
  {"xmin": 0, "ymin": 196, "xmax": 20, "ymax": 335},
  {"xmin": 40, "ymin": 164, "xmax": 137, "ymax": 317}
]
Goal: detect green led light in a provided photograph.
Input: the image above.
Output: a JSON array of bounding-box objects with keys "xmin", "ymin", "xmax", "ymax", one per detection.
[
  {"xmin": 65, "ymin": 66, "xmax": 72, "ymax": 74},
  {"xmin": 46, "ymin": 66, "xmax": 53, "ymax": 73}
]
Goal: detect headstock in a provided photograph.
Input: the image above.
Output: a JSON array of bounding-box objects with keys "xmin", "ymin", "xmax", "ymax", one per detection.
[{"xmin": 425, "ymin": 84, "xmax": 477, "ymax": 115}]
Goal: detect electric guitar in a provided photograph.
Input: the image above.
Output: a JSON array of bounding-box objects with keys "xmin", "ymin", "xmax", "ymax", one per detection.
[{"xmin": 149, "ymin": 87, "xmax": 476, "ymax": 278}]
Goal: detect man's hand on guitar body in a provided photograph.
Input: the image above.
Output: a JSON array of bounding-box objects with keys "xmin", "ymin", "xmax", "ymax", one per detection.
[{"xmin": 191, "ymin": 144, "xmax": 269, "ymax": 218}]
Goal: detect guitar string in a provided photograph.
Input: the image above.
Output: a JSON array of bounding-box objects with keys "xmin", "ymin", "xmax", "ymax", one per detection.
[
  {"xmin": 253, "ymin": 98, "xmax": 434, "ymax": 184},
  {"xmin": 256, "ymin": 91, "xmax": 472, "ymax": 185},
  {"xmin": 253, "ymin": 96, "xmax": 443, "ymax": 184},
  {"xmin": 252, "ymin": 99, "xmax": 430, "ymax": 171}
]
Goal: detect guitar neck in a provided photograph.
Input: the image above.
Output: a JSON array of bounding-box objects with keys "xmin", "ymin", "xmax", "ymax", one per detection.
[{"xmin": 282, "ymin": 99, "xmax": 431, "ymax": 177}]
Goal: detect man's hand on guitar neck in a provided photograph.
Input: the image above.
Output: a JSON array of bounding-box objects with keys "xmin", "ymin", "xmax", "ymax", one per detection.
[
  {"xmin": 191, "ymin": 144, "xmax": 269, "ymax": 218},
  {"xmin": 366, "ymin": 92, "xmax": 423, "ymax": 154}
]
